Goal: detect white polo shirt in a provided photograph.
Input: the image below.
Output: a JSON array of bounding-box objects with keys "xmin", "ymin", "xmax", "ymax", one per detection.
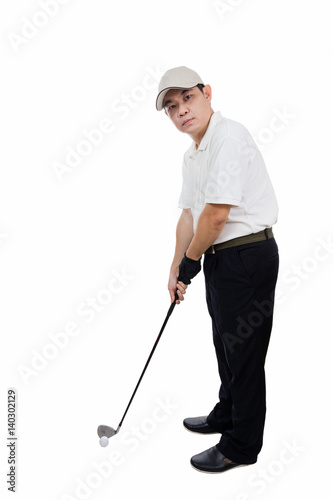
[{"xmin": 178, "ymin": 111, "xmax": 279, "ymax": 244}]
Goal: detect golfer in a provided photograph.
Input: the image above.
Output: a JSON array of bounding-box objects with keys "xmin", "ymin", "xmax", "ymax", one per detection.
[{"xmin": 156, "ymin": 66, "xmax": 279, "ymax": 473}]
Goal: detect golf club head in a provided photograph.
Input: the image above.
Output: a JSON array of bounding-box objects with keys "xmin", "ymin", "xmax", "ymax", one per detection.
[{"xmin": 97, "ymin": 424, "xmax": 120, "ymax": 439}]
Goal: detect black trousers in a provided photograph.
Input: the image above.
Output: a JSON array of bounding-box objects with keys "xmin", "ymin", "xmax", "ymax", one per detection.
[{"xmin": 204, "ymin": 236, "xmax": 279, "ymax": 464}]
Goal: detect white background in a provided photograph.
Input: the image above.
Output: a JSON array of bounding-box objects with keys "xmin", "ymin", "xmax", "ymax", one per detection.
[{"xmin": 0, "ymin": 0, "xmax": 332, "ymax": 498}]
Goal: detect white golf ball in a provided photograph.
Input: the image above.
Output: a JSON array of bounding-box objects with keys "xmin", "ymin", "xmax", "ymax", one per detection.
[{"xmin": 99, "ymin": 436, "xmax": 109, "ymax": 447}]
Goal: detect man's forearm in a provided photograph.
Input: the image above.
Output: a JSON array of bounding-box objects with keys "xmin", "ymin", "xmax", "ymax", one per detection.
[
  {"xmin": 186, "ymin": 206, "xmax": 228, "ymax": 261},
  {"xmin": 171, "ymin": 210, "xmax": 194, "ymax": 272}
]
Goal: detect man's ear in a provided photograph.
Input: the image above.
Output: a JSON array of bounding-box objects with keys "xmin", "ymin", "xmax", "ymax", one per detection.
[{"xmin": 203, "ymin": 84, "xmax": 212, "ymax": 103}]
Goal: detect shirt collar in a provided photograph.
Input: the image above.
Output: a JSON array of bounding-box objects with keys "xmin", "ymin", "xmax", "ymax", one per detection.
[{"xmin": 187, "ymin": 111, "xmax": 223, "ymax": 158}]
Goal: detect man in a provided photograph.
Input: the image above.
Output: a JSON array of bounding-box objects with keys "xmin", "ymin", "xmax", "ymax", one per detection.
[{"xmin": 155, "ymin": 66, "xmax": 279, "ymax": 474}]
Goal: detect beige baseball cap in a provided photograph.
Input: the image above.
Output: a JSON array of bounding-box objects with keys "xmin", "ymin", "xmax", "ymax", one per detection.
[{"xmin": 156, "ymin": 66, "xmax": 205, "ymax": 111}]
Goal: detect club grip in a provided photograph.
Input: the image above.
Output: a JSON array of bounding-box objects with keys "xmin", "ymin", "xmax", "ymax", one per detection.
[{"xmin": 173, "ymin": 291, "xmax": 179, "ymax": 304}]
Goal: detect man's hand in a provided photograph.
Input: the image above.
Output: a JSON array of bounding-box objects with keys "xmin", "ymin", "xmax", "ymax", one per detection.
[
  {"xmin": 178, "ymin": 252, "xmax": 202, "ymax": 285},
  {"xmin": 168, "ymin": 269, "xmax": 188, "ymax": 304}
]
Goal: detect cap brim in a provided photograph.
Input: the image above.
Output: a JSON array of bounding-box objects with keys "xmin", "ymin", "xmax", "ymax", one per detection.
[
  {"xmin": 156, "ymin": 87, "xmax": 184, "ymax": 111},
  {"xmin": 155, "ymin": 82, "xmax": 204, "ymax": 111}
]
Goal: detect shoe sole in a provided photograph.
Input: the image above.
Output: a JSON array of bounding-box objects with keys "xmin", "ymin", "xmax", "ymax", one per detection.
[{"xmin": 190, "ymin": 462, "xmax": 254, "ymax": 474}]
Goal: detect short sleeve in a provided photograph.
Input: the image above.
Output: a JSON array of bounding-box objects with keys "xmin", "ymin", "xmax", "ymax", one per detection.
[
  {"xmin": 178, "ymin": 155, "xmax": 191, "ymax": 209},
  {"xmin": 205, "ymin": 136, "xmax": 250, "ymax": 207}
]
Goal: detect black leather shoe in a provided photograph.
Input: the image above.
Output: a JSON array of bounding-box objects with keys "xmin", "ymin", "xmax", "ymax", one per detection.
[
  {"xmin": 183, "ymin": 416, "xmax": 219, "ymax": 434},
  {"xmin": 191, "ymin": 446, "xmax": 255, "ymax": 473}
]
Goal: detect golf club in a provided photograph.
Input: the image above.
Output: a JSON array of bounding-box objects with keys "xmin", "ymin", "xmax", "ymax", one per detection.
[{"xmin": 97, "ymin": 291, "xmax": 180, "ymax": 447}]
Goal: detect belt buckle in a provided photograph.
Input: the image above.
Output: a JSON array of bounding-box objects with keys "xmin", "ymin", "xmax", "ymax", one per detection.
[{"xmin": 205, "ymin": 244, "xmax": 215, "ymax": 255}]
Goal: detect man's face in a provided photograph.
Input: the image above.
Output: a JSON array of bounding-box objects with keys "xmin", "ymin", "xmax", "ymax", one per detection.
[{"xmin": 163, "ymin": 85, "xmax": 213, "ymax": 136}]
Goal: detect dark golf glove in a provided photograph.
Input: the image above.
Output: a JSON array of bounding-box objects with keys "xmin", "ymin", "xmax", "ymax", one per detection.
[{"xmin": 178, "ymin": 252, "xmax": 202, "ymax": 285}]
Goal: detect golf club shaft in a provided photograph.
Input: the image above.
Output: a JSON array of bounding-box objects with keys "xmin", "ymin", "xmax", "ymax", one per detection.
[{"xmin": 118, "ymin": 294, "xmax": 178, "ymax": 429}]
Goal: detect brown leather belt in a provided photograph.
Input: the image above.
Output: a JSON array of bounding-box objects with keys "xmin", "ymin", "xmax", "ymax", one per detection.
[{"xmin": 205, "ymin": 227, "xmax": 274, "ymax": 254}]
